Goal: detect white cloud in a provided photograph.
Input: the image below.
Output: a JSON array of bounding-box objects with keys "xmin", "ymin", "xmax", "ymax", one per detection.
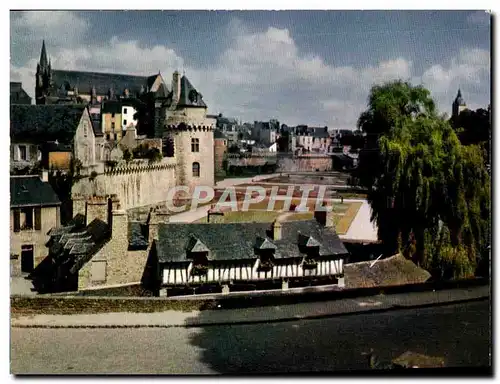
[
  {"xmin": 419, "ymin": 48, "xmax": 490, "ymax": 111},
  {"xmin": 10, "ymin": 14, "xmax": 490, "ymax": 128},
  {"xmin": 467, "ymin": 11, "xmax": 491, "ymax": 26},
  {"xmin": 11, "ymin": 11, "xmax": 89, "ymax": 46}
]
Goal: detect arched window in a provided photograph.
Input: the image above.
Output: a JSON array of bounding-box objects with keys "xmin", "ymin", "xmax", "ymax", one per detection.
[{"xmin": 192, "ymin": 162, "xmax": 200, "ymax": 177}]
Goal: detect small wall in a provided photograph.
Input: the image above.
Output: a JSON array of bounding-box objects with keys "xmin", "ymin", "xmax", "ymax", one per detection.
[
  {"xmin": 72, "ymin": 158, "xmax": 178, "ymax": 211},
  {"xmin": 277, "ymin": 154, "xmax": 333, "ymax": 172}
]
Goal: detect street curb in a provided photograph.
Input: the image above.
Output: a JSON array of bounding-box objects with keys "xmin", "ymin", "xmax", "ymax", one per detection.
[{"xmin": 11, "ymin": 295, "xmax": 489, "ymax": 330}]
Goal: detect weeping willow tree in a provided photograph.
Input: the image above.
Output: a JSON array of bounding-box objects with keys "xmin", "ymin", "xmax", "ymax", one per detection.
[{"xmin": 356, "ymin": 81, "xmax": 490, "ymax": 279}]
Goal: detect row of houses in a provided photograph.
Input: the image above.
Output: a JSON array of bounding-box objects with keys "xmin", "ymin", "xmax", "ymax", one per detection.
[
  {"xmin": 28, "ymin": 198, "xmax": 348, "ymax": 295},
  {"xmin": 211, "ymin": 114, "xmax": 357, "ymax": 155}
]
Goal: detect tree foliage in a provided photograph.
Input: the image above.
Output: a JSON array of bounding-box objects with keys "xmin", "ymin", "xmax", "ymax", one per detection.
[
  {"xmin": 355, "ymin": 80, "xmax": 490, "ymax": 279},
  {"xmin": 449, "ymin": 107, "xmax": 491, "ymax": 167}
]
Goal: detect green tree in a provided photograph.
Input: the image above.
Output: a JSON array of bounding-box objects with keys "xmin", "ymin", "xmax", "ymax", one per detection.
[
  {"xmin": 356, "ymin": 80, "xmax": 490, "ymax": 279},
  {"xmin": 449, "ymin": 107, "xmax": 491, "ymax": 167}
]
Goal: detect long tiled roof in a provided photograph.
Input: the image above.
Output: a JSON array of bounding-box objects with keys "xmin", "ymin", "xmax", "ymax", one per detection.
[
  {"xmin": 10, "ymin": 176, "xmax": 61, "ymax": 208},
  {"xmin": 10, "ymin": 104, "xmax": 86, "ymax": 144},
  {"xmin": 156, "ymin": 220, "xmax": 348, "ymax": 263},
  {"xmin": 50, "ymin": 70, "xmax": 153, "ymax": 96}
]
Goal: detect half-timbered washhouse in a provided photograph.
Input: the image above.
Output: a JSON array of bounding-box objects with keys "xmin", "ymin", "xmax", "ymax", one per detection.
[{"xmin": 148, "ymin": 209, "xmax": 349, "ymax": 296}]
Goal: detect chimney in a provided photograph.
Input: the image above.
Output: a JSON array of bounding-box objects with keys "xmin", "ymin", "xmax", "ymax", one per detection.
[
  {"xmin": 314, "ymin": 202, "xmax": 333, "ymax": 228},
  {"xmin": 172, "ymin": 71, "xmax": 181, "ymax": 105},
  {"xmin": 207, "ymin": 204, "xmax": 224, "ymax": 223},
  {"xmin": 40, "ymin": 170, "xmax": 49, "ymax": 182},
  {"xmin": 148, "ymin": 208, "xmax": 169, "ymax": 241},
  {"xmin": 271, "ymin": 218, "xmax": 282, "ymax": 240}
]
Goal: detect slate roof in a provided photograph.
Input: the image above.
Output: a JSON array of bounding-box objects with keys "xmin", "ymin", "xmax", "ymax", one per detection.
[
  {"xmin": 311, "ymin": 128, "xmax": 330, "ymax": 139},
  {"xmin": 454, "ymin": 89, "xmax": 465, "ymax": 106},
  {"xmin": 90, "ymin": 114, "xmax": 103, "ymax": 136},
  {"xmin": 176, "ymin": 76, "xmax": 207, "ymax": 108},
  {"xmin": 10, "ymin": 104, "xmax": 86, "ymax": 144},
  {"xmin": 156, "ymin": 220, "xmax": 348, "ymax": 263},
  {"xmin": 102, "ymin": 100, "xmax": 123, "ymax": 114},
  {"xmin": 43, "ymin": 217, "xmax": 110, "ymax": 275},
  {"xmin": 214, "ymin": 130, "xmax": 227, "ymax": 139},
  {"xmin": 10, "ymin": 176, "xmax": 61, "ymax": 208},
  {"xmin": 296, "ymin": 126, "xmax": 329, "ymax": 138},
  {"xmin": 10, "ymin": 82, "xmax": 32, "ymax": 105},
  {"xmin": 49, "ymin": 69, "xmax": 152, "ymax": 96}
]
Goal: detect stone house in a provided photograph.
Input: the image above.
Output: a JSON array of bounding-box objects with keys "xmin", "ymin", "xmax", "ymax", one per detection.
[
  {"xmin": 101, "ymin": 101, "xmax": 123, "ymax": 141},
  {"xmin": 30, "ymin": 195, "xmax": 158, "ymax": 293},
  {"xmin": 291, "ymin": 126, "xmax": 332, "ymax": 153},
  {"xmin": 10, "ymin": 104, "xmax": 97, "ymax": 172},
  {"xmin": 10, "ymin": 173, "xmax": 61, "ymax": 276},
  {"xmin": 252, "ymin": 121, "xmax": 278, "ymax": 144}
]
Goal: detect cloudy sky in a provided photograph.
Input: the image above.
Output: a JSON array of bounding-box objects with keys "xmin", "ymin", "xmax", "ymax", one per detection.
[{"xmin": 10, "ymin": 10, "xmax": 491, "ymax": 129}]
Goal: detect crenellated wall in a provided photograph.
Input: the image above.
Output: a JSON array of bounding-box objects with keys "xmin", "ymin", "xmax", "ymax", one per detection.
[{"xmin": 72, "ymin": 158, "xmax": 178, "ymax": 211}]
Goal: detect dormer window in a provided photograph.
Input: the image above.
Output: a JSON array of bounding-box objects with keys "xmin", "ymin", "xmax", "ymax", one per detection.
[
  {"xmin": 297, "ymin": 232, "xmax": 320, "ymax": 269},
  {"xmin": 254, "ymin": 236, "xmax": 276, "ymax": 272},
  {"xmin": 186, "ymin": 235, "xmax": 210, "ymax": 276}
]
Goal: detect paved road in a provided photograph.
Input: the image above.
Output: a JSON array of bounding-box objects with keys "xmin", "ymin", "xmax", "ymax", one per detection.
[
  {"xmin": 11, "ymin": 300, "xmax": 490, "ymax": 374},
  {"xmin": 339, "ymin": 200, "xmax": 378, "ymax": 242}
]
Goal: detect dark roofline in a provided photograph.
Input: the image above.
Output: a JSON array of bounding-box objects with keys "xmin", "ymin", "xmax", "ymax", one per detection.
[
  {"xmin": 11, "ymin": 202, "xmax": 61, "ymax": 208},
  {"xmin": 51, "ymin": 68, "xmax": 156, "ymax": 79}
]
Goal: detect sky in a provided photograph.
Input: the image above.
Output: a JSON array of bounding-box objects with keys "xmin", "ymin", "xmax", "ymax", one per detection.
[{"xmin": 10, "ymin": 10, "xmax": 491, "ymax": 130}]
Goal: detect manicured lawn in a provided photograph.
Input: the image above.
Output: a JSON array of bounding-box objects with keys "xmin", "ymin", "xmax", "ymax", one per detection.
[
  {"xmin": 194, "ymin": 201, "xmax": 363, "ymax": 236},
  {"xmin": 334, "ymin": 201, "xmax": 363, "ymax": 235},
  {"xmin": 246, "ymin": 199, "xmax": 348, "ymax": 212}
]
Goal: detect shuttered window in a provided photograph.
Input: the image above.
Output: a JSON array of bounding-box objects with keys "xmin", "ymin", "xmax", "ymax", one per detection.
[
  {"xmin": 34, "ymin": 207, "xmax": 42, "ymax": 231},
  {"xmin": 13, "ymin": 209, "xmax": 20, "ymax": 232}
]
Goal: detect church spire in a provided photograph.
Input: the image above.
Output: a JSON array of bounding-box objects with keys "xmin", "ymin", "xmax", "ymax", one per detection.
[{"xmin": 39, "ymin": 40, "xmax": 48, "ymax": 68}]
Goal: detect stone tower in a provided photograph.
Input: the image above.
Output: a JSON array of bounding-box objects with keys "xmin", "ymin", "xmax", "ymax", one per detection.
[
  {"xmin": 452, "ymin": 88, "xmax": 467, "ymax": 119},
  {"xmin": 162, "ymin": 71, "xmax": 215, "ymax": 190},
  {"xmin": 35, "ymin": 40, "xmax": 52, "ymax": 105}
]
